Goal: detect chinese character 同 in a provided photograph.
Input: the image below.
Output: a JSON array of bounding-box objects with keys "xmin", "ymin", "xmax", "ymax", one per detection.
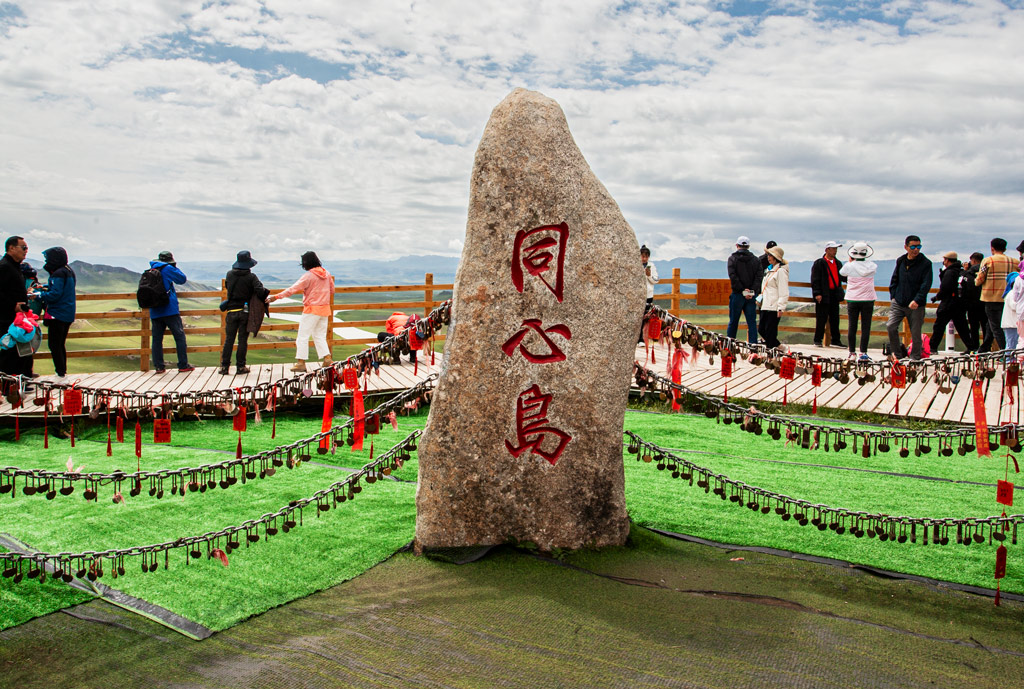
[{"xmin": 511, "ymin": 222, "xmax": 569, "ymax": 302}]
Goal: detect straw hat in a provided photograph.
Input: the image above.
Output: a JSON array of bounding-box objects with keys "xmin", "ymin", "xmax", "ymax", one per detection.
[
  {"xmin": 848, "ymin": 241, "xmax": 874, "ymax": 259},
  {"xmin": 766, "ymin": 245, "xmax": 786, "ymax": 264}
]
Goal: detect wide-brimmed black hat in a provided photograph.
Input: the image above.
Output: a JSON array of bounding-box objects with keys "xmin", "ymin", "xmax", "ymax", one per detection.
[{"xmin": 233, "ymin": 250, "xmax": 257, "ymax": 270}]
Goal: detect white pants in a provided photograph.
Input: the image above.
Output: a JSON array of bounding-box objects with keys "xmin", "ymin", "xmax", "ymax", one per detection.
[{"xmin": 296, "ymin": 314, "xmax": 330, "ymax": 360}]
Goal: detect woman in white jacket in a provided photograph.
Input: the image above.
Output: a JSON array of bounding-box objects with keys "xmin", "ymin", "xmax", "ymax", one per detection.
[
  {"xmin": 757, "ymin": 245, "xmax": 789, "ymax": 350},
  {"xmin": 839, "ymin": 242, "xmax": 878, "ymax": 361}
]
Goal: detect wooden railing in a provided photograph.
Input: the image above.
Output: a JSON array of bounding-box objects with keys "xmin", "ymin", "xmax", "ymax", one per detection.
[
  {"xmin": 54, "ymin": 274, "xmax": 451, "ymax": 371},
  {"xmin": 652, "ymin": 268, "xmax": 948, "ymax": 347}
]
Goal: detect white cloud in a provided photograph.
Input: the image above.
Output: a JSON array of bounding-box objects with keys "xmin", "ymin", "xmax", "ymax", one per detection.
[{"xmin": 0, "ymin": 0, "xmax": 1021, "ymax": 266}]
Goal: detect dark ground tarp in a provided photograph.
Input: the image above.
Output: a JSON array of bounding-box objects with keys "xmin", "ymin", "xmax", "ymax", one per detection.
[{"xmin": 2, "ymin": 527, "xmax": 1022, "ymax": 689}]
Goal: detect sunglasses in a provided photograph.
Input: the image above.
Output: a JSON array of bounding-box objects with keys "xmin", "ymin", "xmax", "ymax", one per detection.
[{"xmin": 908, "ymin": 245, "xmax": 922, "ymax": 250}]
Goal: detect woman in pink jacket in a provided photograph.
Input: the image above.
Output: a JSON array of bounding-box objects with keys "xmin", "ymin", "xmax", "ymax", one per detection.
[{"xmin": 268, "ymin": 252, "xmax": 335, "ymax": 371}]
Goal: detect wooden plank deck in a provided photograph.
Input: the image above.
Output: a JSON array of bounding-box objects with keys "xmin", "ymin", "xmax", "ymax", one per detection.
[{"xmin": 0, "ymin": 358, "xmax": 441, "ymax": 419}]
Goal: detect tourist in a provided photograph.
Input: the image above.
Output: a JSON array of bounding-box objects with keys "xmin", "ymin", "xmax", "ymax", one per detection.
[
  {"xmin": 268, "ymin": 251, "xmax": 335, "ymax": 372},
  {"xmin": 0, "ymin": 236, "xmax": 31, "ymax": 378},
  {"xmin": 811, "ymin": 241, "xmax": 846, "ymax": 348},
  {"xmin": 1017, "ymin": 240, "xmax": 1024, "ymax": 272},
  {"xmin": 975, "ymin": 238, "xmax": 1016, "ymax": 351},
  {"xmin": 963, "ymin": 252, "xmax": 986, "ymax": 353},
  {"xmin": 928, "ymin": 251, "xmax": 974, "ymax": 354},
  {"xmin": 756, "ymin": 244, "xmax": 788, "ymax": 350},
  {"xmin": 758, "ymin": 241, "xmax": 777, "ymax": 273},
  {"xmin": 1002, "ymin": 270, "xmax": 1020, "ymax": 352},
  {"xmin": 640, "ymin": 244, "xmax": 658, "ymax": 307},
  {"xmin": 148, "ymin": 250, "xmax": 195, "ymax": 374},
  {"xmin": 726, "ymin": 236, "xmax": 762, "ymax": 343},
  {"xmin": 840, "ymin": 241, "xmax": 878, "ymax": 360},
  {"xmin": 887, "ymin": 236, "xmax": 932, "ymax": 360},
  {"xmin": 377, "ymin": 311, "xmax": 417, "ymax": 364},
  {"xmin": 37, "ymin": 247, "xmax": 76, "ymax": 380},
  {"xmin": 219, "ymin": 250, "xmax": 267, "ymax": 375}
]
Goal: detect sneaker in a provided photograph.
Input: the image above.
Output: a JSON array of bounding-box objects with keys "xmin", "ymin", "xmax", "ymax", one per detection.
[
  {"xmin": 217, "ymin": 366, "xmax": 230, "ymax": 375},
  {"xmin": 830, "ymin": 341, "xmax": 847, "ymax": 348},
  {"xmin": 813, "ymin": 341, "xmax": 823, "ymax": 347},
  {"xmin": 236, "ymin": 366, "xmax": 250, "ymax": 375},
  {"xmin": 847, "ymin": 352, "xmax": 857, "ymax": 360},
  {"xmin": 54, "ymin": 374, "xmax": 68, "ymax": 381},
  {"xmin": 154, "ymin": 368, "xmax": 166, "ymax": 375},
  {"xmin": 859, "ymin": 354, "xmax": 871, "ymax": 362},
  {"xmin": 178, "ymin": 365, "xmax": 196, "ymax": 373}
]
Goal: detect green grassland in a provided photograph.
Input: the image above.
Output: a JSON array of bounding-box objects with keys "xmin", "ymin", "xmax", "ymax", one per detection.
[{"xmin": 2, "ymin": 401, "xmax": 1018, "ymax": 634}]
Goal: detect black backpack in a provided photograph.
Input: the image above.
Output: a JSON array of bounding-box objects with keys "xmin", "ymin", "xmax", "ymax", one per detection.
[
  {"xmin": 956, "ymin": 268, "xmax": 978, "ymax": 300},
  {"xmin": 137, "ymin": 266, "xmax": 170, "ymax": 309}
]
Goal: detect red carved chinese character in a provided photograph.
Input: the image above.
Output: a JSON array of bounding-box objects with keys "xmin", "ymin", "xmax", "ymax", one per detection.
[
  {"xmin": 501, "ymin": 319, "xmax": 572, "ymax": 364},
  {"xmin": 511, "ymin": 222, "xmax": 569, "ymax": 302},
  {"xmin": 505, "ymin": 384, "xmax": 572, "ymax": 465}
]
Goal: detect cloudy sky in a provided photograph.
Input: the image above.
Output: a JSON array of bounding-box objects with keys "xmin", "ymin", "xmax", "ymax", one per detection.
[{"xmin": 2, "ymin": 0, "xmax": 1022, "ymax": 267}]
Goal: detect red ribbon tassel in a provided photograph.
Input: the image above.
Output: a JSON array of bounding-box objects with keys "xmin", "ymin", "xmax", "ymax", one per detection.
[
  {"xmin": 812, "ymin": 392, "xmax": 818, "ymax": 415},
  {"xmin": 116, "ymin": 415, "xmax": 124, "ymax": 443},
  {"xmin": 894, "ymin": 390, "xmax": 900, "ymax": 416},
  {"xmin": 369, "ymin": 440, "xmax": 374, "ymax": 461},
  {"xmin": 783, "ymin": 384, "xmax": 788, "ymax": 406},
  {"xmin": 724, "ymin": 383, "xmax": 728, "ymax": 404},
  {"xmin": 134, "ymin": 421, "xmax": 142, "ymax": 459},
  {"xmin": 352, "ymin": 387, "xmax": 364, "ymax": 451},
  {"xmin": 43, "ymin": 395, "xmax": 49, "ymax": 449},
  {"xmin": 270, "ymin": 388, "xmax": 277, "ymax": 440},
  {"xmin": 236, "ymin": 435, "xmax": 242, "ymax": 459}
]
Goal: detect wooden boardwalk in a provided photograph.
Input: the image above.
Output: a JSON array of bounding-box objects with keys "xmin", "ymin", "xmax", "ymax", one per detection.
[
  {"xmin": 0, "ymin": 343, "xmax": 999, "ymax": 426},
  {"xmin": 637, "ymin": 342, "xmax": 1015, "ymax": 426},
  {"xmin": 0, "ymin": 358, "xmax": 441, "ymax": 418}
]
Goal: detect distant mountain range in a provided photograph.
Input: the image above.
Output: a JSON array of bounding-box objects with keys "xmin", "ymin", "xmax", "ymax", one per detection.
[{"xmin": 61, "ymin": 254, "xmax": 914, "ymax": 294}]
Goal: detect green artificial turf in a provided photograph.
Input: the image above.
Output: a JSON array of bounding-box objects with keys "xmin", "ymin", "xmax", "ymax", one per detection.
[
  {"xmin": 0, "ymin": 409, "xmax": 425, "ymax": 632},
  {"xmin": 0, "ymin": 546, "xmax": 94, "ymax": 630},
  {"xmin": 2, "ymin": 402, "xmax": 1020, "ymax": 635}
]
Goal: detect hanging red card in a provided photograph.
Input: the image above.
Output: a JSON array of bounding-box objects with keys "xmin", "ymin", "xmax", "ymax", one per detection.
[
  {"xmin": 153, "ymin": 418, "xmax": 171, "ymax": 444},
  {"xmin": 1007, "ymin": 364, "xmax": 1020, "ymax": 389},
  {"xmin": 233, "ymin": 406, "xmax": 247, "ymax": 432},
  {"xmin": 811, "ymin": 364, "xmax": 822, "ymax": 387},
  {"xmin": 779, "ymin": 356, "xmax": 795, "ymax": 380},
  {"xmin": 995, "ymin": 545, "xmax": 1007, "ymax": 579},
  {"xmin": 646, "ymin": 316, "xmax": 662, "ymax": 341},
  {"xmin": 996, "ymin": 480, "xmax": 1014, "ymax": 507},
  {"xmin": 721, "ymin": 356, "xmax": 733, "ymax": 378},
  {"xmin": 408, "ymin": 327, "xmax": 423, "ymax": 350},
  {"xmin": 890, "ymin": 363, "xmax": 906, "ymax": 389},
  {"xmin": 342, "ymin": 367, "xmax": 359, "ymax": 391},
  {"xmin": 973, "ymin": 380, "xmax": 991, "ymax": 457},
  {"xmin": 63, "ymin": 389, "xmax": 82, "ymax": 416}
]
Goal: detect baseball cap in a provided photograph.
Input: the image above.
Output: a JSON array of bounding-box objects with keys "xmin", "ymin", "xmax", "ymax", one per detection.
[
  {"xmin": 736, "ymin": 236, "xmax": 750, "ymax": 247},
  {"xmin": 824, "ymin": 241, "xmax": 843, "ymax": 249},
  {"xmin": 943, "ymin": 251, "xmax": 958, "ymax": 260}
]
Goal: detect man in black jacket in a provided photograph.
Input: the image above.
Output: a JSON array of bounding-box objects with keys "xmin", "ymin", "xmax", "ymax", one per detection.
[
  {"xmin": 726, "ymin": 236, "xmax": 762, "ymax": 343},
  {"xmin": 963, "ymin": 252, "xmax": 986, "ymax": 353},
  {"xmin": 928, "ymin": 251, "xmax": 974, "ymax": 353},
  {"xmin": 0, "ymin": 235, "xmax": 31, "ymax": 378},
  {"xmin": 887, "ymin": 235, "xmax": 933, "ymax": 360},
  {"xmin": 810, "ymin": 241, "xmax": 846, "ymax": 348},
  {"xmin": 219, "ymin": 250, "xmax": 267, "ymax": 375}
]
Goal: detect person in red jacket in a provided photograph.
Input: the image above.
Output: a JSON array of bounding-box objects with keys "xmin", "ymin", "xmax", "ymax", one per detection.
[{"xmin": 377, "ymin": 311, "xmax": 417, "ymax": 364}]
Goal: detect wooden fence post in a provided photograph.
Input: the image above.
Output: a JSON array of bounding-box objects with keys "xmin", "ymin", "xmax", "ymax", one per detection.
[
  {"xmin": 424, "ymin": 273, "xmax": 433, "ymax": 317},
  {"xmin": 327, "ymin": 284, "xmax": 335, "ymax": 356},
  {"xmin": 140, "ymin": 309, "xmax": 150, "ymax": 372},
  {"xmin": 670, "ymin": 268, "xmax": 680, "ymax": 317}
]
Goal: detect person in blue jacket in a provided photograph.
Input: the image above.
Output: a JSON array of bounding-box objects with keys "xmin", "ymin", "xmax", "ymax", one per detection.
[
  {"xmin": 38, "ymin": 247, "xmax": 76, "ymax": 379},
  {"xmin": 148, "ymin": 250, "xmax": 195, "ymax": 374}
]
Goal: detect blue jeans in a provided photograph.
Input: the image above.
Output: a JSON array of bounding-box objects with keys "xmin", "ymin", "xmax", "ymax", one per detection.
[
  {"xmin": 152, "ymin": 314, "xmax": 189, "ymax": 369},
  {"xmin": 727, "ymin": 293, "xmax": 758, "ymax": 343}
]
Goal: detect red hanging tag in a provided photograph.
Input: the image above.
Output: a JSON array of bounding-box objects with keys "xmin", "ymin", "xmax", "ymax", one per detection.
[
  {"xmin": 342, "ymin": 366, "xmax": 358, "ymax": 390},
  {"xmin": 890, "ymin": 363, "xmax": 906, "ymax": 389},
  {"xmin": 721, "ymin": 356, "xmax": 733, "ymax": 378},
  {"xmin": 233, "ymin": 406, "xmax": 247, "ymax": 432},
  {"xmin": 63, "ymin": 388, "xmax": 82, "ymax": 415},
  {"xmin": 352, "ymin": 387, "xmax": 364, "ymax": 451},
  {"xmin": 995, "ymin": 544, "xmax": 1007, "ymax": 580},
  {"xmin": 319, "ymin": 386, "xmax": 334, "ymax": 454},
  {"xmin": 116, "ymin": 414, "xmax": 124, "ymax": 443},
  {"xmin": 153, "ymin": 418, "xmax": 172, "ymax": 444},
  {"xmin": 134, "ymin": 421, "xmax": 142, "ymax": 459},
  {"xmin": 973, "ymin": 380, "xmax": 991, "ymax": 457},
  {"xmin": 779, "ymin": 356, "xmax": 796, "ymax": 380},
  {"xmin": 811, "ymin": 364, "xmax": 822, "ymax": 387},
  {"xmin": 996, "ymin": 480, "xmax": 1014, "ymax": 506},
  {"xmin": 1007, "ymin": 365, "xmax": 1019, "ymax": 389},
  {"xmin": 646, "ymin": 316, "xmax": 661, "ymax": 341}
]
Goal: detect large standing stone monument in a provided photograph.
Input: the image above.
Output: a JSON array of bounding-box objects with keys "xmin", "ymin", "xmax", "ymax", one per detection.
[{"xmin": 415, "ymin": 88, "xmax": 646, "ymax": 551}]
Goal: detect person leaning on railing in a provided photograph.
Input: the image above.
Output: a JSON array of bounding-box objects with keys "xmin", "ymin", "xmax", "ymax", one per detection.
[
  {"xmin": 267, "ymin": 251, "xmax": 335, "ymax": 372},
  {"xmin": 756, "ymin": 245, "xmax": 788, "ymax": 350},
  {"xmin": 840, "ymin": 242, "xmax": 877, "ymax": 361}
]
